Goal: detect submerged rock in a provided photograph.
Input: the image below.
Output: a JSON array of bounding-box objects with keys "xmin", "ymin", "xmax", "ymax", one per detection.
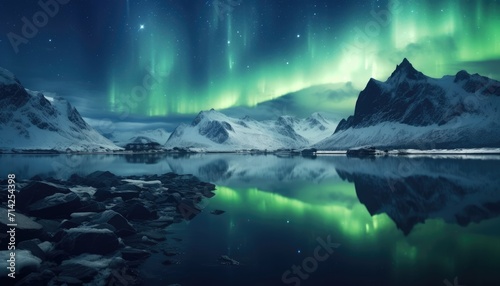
[
  {"xmin": 219, "ymin": 255, "xmax": 240, "ymax": 265},
  {"xmin": 210, "ymin": 209, "xmax": 225, "ymax": 215},
  {"xmin": 121, "ymin": 248, "xmax": 151, "ymax": 261}
]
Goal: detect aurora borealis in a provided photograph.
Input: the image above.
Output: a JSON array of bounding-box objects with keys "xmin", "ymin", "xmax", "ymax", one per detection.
[{"xmin": 1, "ymin": 0, "xmax": 500, "ymax": 121}]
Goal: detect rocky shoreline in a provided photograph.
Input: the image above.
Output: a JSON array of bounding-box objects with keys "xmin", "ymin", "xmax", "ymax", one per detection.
[{"xmin": 0, "ymin": 171, "xmax": 217, "ymax": 285}]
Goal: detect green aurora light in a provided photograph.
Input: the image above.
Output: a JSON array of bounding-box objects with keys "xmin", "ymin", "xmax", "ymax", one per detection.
[
  {"xmin": 107, "ymin": 0, "xmax": 500, "ymax": 116},
  {"xmin": 211, "ymin": 185, "xmax": 500, "ymax": 283}
]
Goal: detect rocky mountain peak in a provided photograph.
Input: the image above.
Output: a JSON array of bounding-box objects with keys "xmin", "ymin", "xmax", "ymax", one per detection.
[{"xmin": 387, "ymin": 58, "xmax": 426, "ymax": 82}]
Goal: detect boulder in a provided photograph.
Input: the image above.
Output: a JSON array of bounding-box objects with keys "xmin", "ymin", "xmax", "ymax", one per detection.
[
  {"xmin": 112, "ymin": 199, "xmax": 158, "ymax": 220},
  {"xmin": 94, "ymin": 188, "xmax": 141, "ymax": 201},
  {"xmin": 91, "ymin": 210, "xmax": 136, "ymax": 237},
  {"xmin": 77, "ymin": 200, "xmax": 106, "ymax": 213},
  {"xmin": 56, "ymin": 263, "xmax": 98, "ymax": 283},
  {"xmin": 54, "ymin": 276, "xmax": 83, "ymax": 285},
  {"xmin": 82, "ymin": 171, "xmax": 123, "ymax": 188},
  {"xmin": 0, "ymin": 207, "xmax": 45, "ymax": 243},
  {"xmin": 164, "ymin": 193, "xmax": 182, "ymax": 204},
  {"xmin": 18, "ymin": 239, "xmax": 46, "ymax": 260},
  {"xmin": 115, "ymin": 183, "xmax": 144, "ymax": 192},
  {"xmin": 45, "ymin": 249, "xmax": 70, "ymax": 264},
  {"xmin": 57, "ymin": 227, "xmax": 120, "ymax": 255},
  {"xmin": 177, "ymin": 199, "xmax": 201, "ymax": 220},
  {"xmin": 27, "ymin": 193, "xmax": 82, "ymax": 219},
  {"xmin": 11, "ymin": 270, "xmax": 55, "ymax": 286},
  {"xmin": 93, "ymin": 188, "xmax": 112, "ymax": 201},
  {"xmin": 139, "ymin": 229, "xmax": 167, "ymax": 241},
  {"xmin": 111, "ymin": 191, "xmax": 140, "ymax": 201},
  {"xmin": 17, "ymin": 181, "xmax": 71, "ymax": 211},
  {"xmin": 121, "ymin": 248, "xmax": 151, "ymax": 261},
  {"xmin": 0, "ymin": 249, "xmax": 42, "ymax": 277},
  {"xmin": 146, "ymin": 216, "xmax": 174, "ymax": 228}
]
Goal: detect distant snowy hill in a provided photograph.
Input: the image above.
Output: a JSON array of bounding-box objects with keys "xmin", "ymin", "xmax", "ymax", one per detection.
[
  {"xmin": 102, "ymin": 128, "xmax": 171, "ymax": 147},
  {"xmin": 277, "ymin": 112, "xmax": 337, "ymax": 144},
  {"xmin": 165, "ymin": 109, "xmax": 335, "ymax": 151},
  {"xmin": 315, "ymin": 58, "xmax": 500, "ymax": 150},
  {"xmin": 0, "ymin": 67, "xmax": 121, "ymax": 152},
  {"xmin": 222, "ymin": 82, "xmax": 357, "ymax": 120}
]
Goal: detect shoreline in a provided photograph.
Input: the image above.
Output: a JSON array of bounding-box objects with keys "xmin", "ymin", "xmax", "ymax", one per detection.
[
  {"xmin": 0, "ymin": 171, "xmax": 218, "ymax": 285},
  {"xmin": 2, "ymin": 148, "xmax": 500, "ymax": 156}
]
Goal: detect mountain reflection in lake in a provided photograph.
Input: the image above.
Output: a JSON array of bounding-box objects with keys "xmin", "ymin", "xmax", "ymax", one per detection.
[{"xmin": 1, "ymin": 153, "xmax": 499, "ymax": 285}]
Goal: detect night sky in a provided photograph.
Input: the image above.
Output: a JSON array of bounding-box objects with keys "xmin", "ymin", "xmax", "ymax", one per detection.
[{"xmin": 1, "ymin": 0, "xmax": 499, "ymax": 131}]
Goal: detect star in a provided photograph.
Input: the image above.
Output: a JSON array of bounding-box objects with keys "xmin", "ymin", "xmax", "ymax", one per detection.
[
  {"xmin": 296, "ymin": 34, "xmax": 301, "ymax": 38},
  {"xmin": 48, "ymin": 39, "xmax": 52, "ymax": 42},
  {"xmin": 139, "ymin": 24, "xmax": 145, "ymax": 31}
]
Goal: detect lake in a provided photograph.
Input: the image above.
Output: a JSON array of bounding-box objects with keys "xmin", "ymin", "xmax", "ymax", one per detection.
[{"xmin": 1, "ymin": 153, "xmax": 499, "ymax": 286}]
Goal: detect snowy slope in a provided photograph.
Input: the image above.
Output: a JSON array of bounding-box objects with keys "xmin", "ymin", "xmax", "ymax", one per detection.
[
  {"xmin": 292, "ymin": 112, "xmax": 337, "ymax": 144},
  {"xmin": 103, "ymin": 128, "xmax": 171, "ymax": 147},
  {"xmin": 0, "ymin": 67, "xmax": 121, "ymax": 152},
  {"xmin": 315, "ymin": 59, "xmax": 500, "ymax": 150},
  {"xmin": 165, "ymin": 109, "xmax": 335, "ymax": 151}
]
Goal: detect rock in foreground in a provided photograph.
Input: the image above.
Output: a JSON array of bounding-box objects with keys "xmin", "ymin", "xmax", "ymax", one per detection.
[{"xmin": 0, "ymin": 171, "xmax": 216, "ymax": 285}]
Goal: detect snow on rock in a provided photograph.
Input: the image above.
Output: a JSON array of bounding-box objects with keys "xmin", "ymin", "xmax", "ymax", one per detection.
[
  {"xmin": 0, "ymin": 67, "xmax": 20, "ymax": 86},
  {"xmin": 61, "ymin": 253, "xmax": 113, "ymax": 269},
  {"xmin": 0, "ymin": 67, "xmax": 121, "ymax": 152},
  {"xmin": 121, "ymin": 179, "xmax": 162, "ymax": 187},
  {"xmin": 315, "ymin": 58, "xmax": 500, "ymax": 150},
  {"xmin": 0, "ymin": 249, "xmax": 42, "ymax": 277},
  {"xmin": 69, "ymin": 186, "xmax": 97, "ymax": 196},
  {"xmin": 37, "ymin": 241, "xmax": 54, "ymax": 253}
]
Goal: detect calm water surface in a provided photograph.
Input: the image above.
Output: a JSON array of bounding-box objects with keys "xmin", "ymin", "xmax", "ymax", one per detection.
[{"xmin": 1, "ymin": 153, "xmax": 499, "ymax": 286}]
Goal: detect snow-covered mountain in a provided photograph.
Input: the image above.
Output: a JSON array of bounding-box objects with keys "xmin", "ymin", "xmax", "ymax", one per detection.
[
  {"xmin": 293, "ymin": 112, "xmax": 338, "ymax": 144},
  {"xmin": 315, "ymin": 58, "xmax": 500, "ymax": 150},
  {"xmin": 0, "ymin": 67, "xmax": 120, "ymax": 152},
  {"xmin": 165, "ymin": 109, "xmax": 335, "ymax": 151},
  {"xmin": 102, "ymin": 128, "xmax": 171, "ymax": 147}
]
